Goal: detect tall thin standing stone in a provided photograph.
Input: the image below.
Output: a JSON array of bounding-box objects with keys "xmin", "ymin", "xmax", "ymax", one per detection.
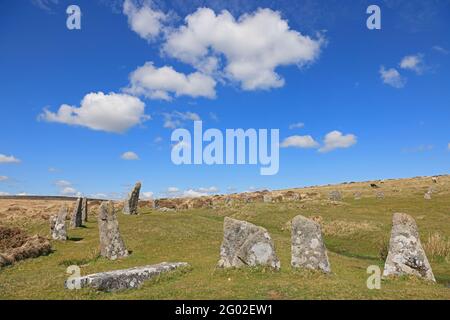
[
  {"xmin": 70, "ymin": 197, "xmax": 83, "ymax": 228},
  {"xmin": 81, "ymin": 198, "xmax": 88, "ymax": 222},
  {"xmin": 123, "ymin": 182, "xmax": 141, "ymax": 215},
  {"xmin": 98, "ymin": 201, "xmax": 128, "ymax": 260},
  {"xmin": 50, "ymin": 206, "xmax": 68, "ymax": 240}
]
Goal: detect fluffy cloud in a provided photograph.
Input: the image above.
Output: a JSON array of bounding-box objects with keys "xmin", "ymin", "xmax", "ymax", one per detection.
[
  {"xmin": 54, "ymin": 180, "xmax": 80, "ymax": 196},
  {"xmin": 142, "ymin": 191, "xmax": 154, "ymax": 199},
  {"xmin": 281, "ymin": 135, "xmax": 319, "ymax": 149},
  {"xmin": 167, "ymin": 187, "xmax": 179, "ymax": 193},
  {"xmin": 447, "ymin": 143, "xmax": 450, "ymax": 150},
  {"xmin": 126, "ymin": 62, "xmax": 216, "ymax": 100},
  {"xmin": 0, "ymin": 176, "xmax": 8, "ymax": 182},
  {"xmin": 0, "ymin": 191, "xmax": 9, "ymax": 196},
  {"xmin": 123, "ymin": 0, "xmax": 166, "ymax": 41},
  {"xmin": 55, "ymin": 180, "xmax": 72, "ymax": 187},
  {"xmin": 197, "ymin": 186, "xmax": 219, "ymax": 193},
  {"xmin": 0, "ymin": 154, "xmax": 20, "ymax": 164},
  {"xmin": 163, "ymin": 8, "xmax": 323, "ymax": 90},
  {"xmin": 182, "ymin": 189, "xmax": 208, "ymax": 198},
  {"xmin": 379, "ymin": 66, "xmax": 406, "ymax": 88},
  {"xmin": 121, "ymin": 151, "xmax": 140, "ymax": 160},
  {"xmin": 289, "ymin": 122, "xmax": 305, "ymax": 130},
  {"xmin": 163, "ymin": 111, "xmax": 201, "ymax": 129},
  {"xmin": 39, "ymin": 92, "xmax": 148, "ymax": 133},
  {"xmin": 400, "ymin": 54, "xmax": 425, "ymax": 74},
  {"xmin": 319, "ymin": 131, "xmax": 357, "ymax": 153}
]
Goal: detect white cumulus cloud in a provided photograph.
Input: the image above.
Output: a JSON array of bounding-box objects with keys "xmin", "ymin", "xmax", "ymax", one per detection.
[
  {"xmin": 0, "ymin": 154, "xmax": 21, "ymax": 164},
  {"xmin": 163, "ymin": 111, "xmax": 201, "ymax": 129},
  {"xmin": 281, "ymin": 135, "xmax": 319, "ymax": 149},
  {"xmin": 163, "ymin": 8, "xmax": 324, "ymax": 90},
  {"xmin": 121, "ymin": 151, "xmax": 140, "ymax": 160},
  {"xmin": 39, "ymin": 92, "xmax": 148, "ymax": 133},
  {"xmin": 400, "ymin": 54, "xmax": 425, "ymax": 74},
  {"xmin": 319, "ymin": 131, "xmax": 357, "ymax": 153},
  {"xmin": 142, "ymin": 191, "xmax": 154, "ymax": 199},
  {"xmin": 289, "ymin": 122, "xmax": 305, "ymax": 130},
  {"xmin": 123, "ymin": 0, "xmax": 166, "ymax": 41},
  {"xmin": 0, "ymin": 176, "xmax": 8, "ymax": 182},
  {"xmin": 380, "ymin": 66, "xmax": 406, "ymax": 88},
  {"xmin": 126, "ymin": 62, "xmax": 216, "ymax": 100}
]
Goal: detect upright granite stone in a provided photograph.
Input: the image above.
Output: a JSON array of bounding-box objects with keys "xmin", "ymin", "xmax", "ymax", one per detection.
[
  {"xmin": 98, "ymin": 201, "xmax": 128, "ymax": 260},
  {"xmin": 70, "ymin": 197, "xmax": 83, "ymax": 228},
  {"xmin": 50, "ymin": 206, "xmax": 68, "ymax": 240},
  {"xmin": 328, "ymin": 190, "xmax": 342, "ymax": 201},
  {"xmin": 424, "ymin": 192, "xmax": 432, "ymax": 200},
  {"xmin": 383, "ymin": 213, "xmax": 435, "ymax": 281},
  {"xmin": 64, "ymin": 262, "xmax": 189, "ymax": 292},
  {"xmin": 217, "ymin": 217, "xmax": 280, "ymax": 270},
  {"xmin": 291, "ymin": 215, "xmax": 331, "ymax": 273},
  {"xmin": 123, "ymin": 182, "xmax": 141, "ymax": 215},
  {"xmin": 81, "ymin": 197, "xmax": 88, "ymax": 222}
]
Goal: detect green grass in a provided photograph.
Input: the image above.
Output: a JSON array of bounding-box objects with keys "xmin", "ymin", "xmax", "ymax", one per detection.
[{"xmin": 0, "ymin": 192, "xmax": 449, "ymax": 299}]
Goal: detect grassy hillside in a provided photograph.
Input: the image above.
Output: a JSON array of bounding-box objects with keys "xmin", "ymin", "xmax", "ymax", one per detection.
[{"xmin": 0, "ymin": 176, "xmax": 449, "ymax": 299}]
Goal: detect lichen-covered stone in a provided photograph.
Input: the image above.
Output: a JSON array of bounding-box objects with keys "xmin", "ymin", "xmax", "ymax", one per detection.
[
  {"xmin": 70, "ymin": 198, "xmax": 83, "ymax": 228},
  {"xmin": 328, "ymin": 190, "xmax": 342, "ymax": 201},
  {"xmin": 383, "ymin": 213, "xmax": 435, "ymax": 281},
  {"xmin": 98, "ymin": 201, "xmax": 128, "ymax": 260},
  {"xmin": 64, "ymin": 262, "xmax": 189, "ymax": 292},
  {"xmin": 291, "ymin": 215, "xmax": 331, "ymax": 273},
  {"xmin": 50, "ymin": 206, "xmax": 68, "ymax": 240},
  {"xmin": 217, "ymin": 217, "xmax": 280, "ymax": 270},
  {"xmin": 354, "ymin": 192, "xmax": 362, "ymax": 200},
  {"xmin": 123, "ymin": 182, "xmax": 141, "ymax": 215},
  {"xmin": 81, "ymin": 198, "xmax": 88, "ymax": 222},
  {"xmin": 424, "ymin": 192, "xmax": 432, "ymax": 200}
]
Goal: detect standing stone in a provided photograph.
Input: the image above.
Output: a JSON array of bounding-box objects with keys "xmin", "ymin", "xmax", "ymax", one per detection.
[
  {"xmin": 50, "ymin": 206, "xmax": 68, "ymax": 240},
  {"xmin": 81, "ymin": 198, "xmax": 88, "ymax": 222},
  {"xmin": 328, "ymin": 190, "xmax": 342, "ymax": 201},
  {"xmin": 217, "ymin": 217, "xmax": 280, "ymax": 270},
  {"xmin": 123, "ymin": 182, "xmax": 141, "ymax": 215},
  {"xmin": 424, "ymin": 192, "xmax": 432, "ymax": 200},
  {"xmin": 98, "ymin": 201, "xmax": 128, "ymax": 260},
  {"xmin": 70, "ymin": 197, "xmax": 83, "ymax": 228},
  {"xmin": 291, "ymin": 215, "xmax": 331, "ymax": 273},
  {"xmin": 383, "ymin": 213, "xmax": 435, "ymax": 281}
]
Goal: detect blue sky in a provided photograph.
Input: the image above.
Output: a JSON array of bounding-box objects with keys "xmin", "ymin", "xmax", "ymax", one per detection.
[{"xmin": 0, "ymin": 0, "xmax": 449, "ymax": 199}]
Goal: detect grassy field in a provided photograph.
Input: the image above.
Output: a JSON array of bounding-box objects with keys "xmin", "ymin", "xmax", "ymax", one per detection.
[{"xmin": 0, "ymin": 176, "xmax": 449, "ymax": 299}]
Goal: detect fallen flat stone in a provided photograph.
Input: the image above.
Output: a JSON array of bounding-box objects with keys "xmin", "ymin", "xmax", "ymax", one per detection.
[
  {"xmin": 70, "ymin": 198, "xmax": 83, "ymax": 228},
  {"xmin": 383, "ymin": 213, "xmax": 435, "ymax": 282},
  {"xmin": 64, "ymin": 262, "xmax": 189, "ymax": 292},
  {"xmin": 123, "ymin": 182, "xmax": 141, "ymax": 215},
  {"xmin": 291, "ymin": 215, "xmax": 331, "ymax": 273},
  {"xmin": 50, "ymin": 206, "xmax": 68, "ymax": 240},
  {"xmin": 217, "ymin": 217, "xmax": 280, "ymax": 270},
  {"xmin": 98, "ymin": 201, "xmax": 128, "ymax": 260}
]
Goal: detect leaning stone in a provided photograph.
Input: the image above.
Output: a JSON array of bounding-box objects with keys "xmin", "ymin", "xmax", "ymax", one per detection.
[
  {"xmin": 383, "ymin": 213, "xmax": 435, "ymax": 282},
  {"xmin": 123, "ymin": 182, "xmax": 141, "ymax": 215},
  {"xmin": 81, "ymin": 198, "xmax": 88, "ymax": 222},
  {"xmin": 70, "ymin": 198, "xmax": 83, "ymax": 228},
  {"xmin": 328, "ymin": 190, "xmax": 342, "ymax": 201},
  {"xmin": 291, "ymin": 215, "xmax": 331, "ymax": 273},
  {"xmin": 65, "ymin": 262, "xmax": 189, "ymax": 292},
  {"xmin": 98, "ymin": 201, "xmax": 128, "ymax": 260},
  {"xmin": 217, "ymin": 217, "xmax": 280, "ymax": 270},
  {"xmin": 50, "ymin": 206, "xmax": 68, "ymax": 240}
]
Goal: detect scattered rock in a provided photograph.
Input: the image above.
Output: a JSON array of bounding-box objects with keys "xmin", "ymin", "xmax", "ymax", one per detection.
[
  {"xmin": 70, "ymin": 198, "xmax": 83, "ymax": 228},
  {"xmin": 50, "ymin": 206, "xmax": 68, "ymax": 240},
  {"xmin": 424, "ymin": 192, "xmax": 432, "ymax": 200},
  {"xmin": 291, "ymin": 215, "xmax": 331, "ymax": 273},
  {"xmin": 123, "ymin": 182, "xmax": 141, "ymax": 215},
  {"xmin": 98, "ymin": 201, "xmax": 128, "ymax": 260},
  {"xmin": 65, "ymin": 262, "xmax": 189, "ymax": 292},
  {"xmin": 354, "ymin": 192, "xmax": 362, "ymax": 200},
  {"xmin": 376, "ymin": 191, "xmax": 385, "ymax": 199},
  {"xmin": 263, "ymin": 195, "xmax": 273, "ymax": 203},
  {"xmin": 383, "ymin": 213, "xmax": 435, "ymax": 282},
  {"xmin": 217, "ymin": 217, "xmax": 280, "ymax": 270},
  {"xmin": 81, "ymin": 198, "xmax": 88, "ymax": 222},
  {"xmin": 328, "ymin": 190, "xmax": 342, "ymax": 201}
]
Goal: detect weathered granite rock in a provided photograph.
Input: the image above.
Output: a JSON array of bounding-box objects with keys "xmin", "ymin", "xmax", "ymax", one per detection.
[
  {"xmin": 81, "ymin": 198, "xmax": 88, "ymax": 222},
  {"xmin": 263, "ymin": 194, "xmax": 273, "ymax": 203},
  {"xmin": 354, "ymin": 192, "xmax": 362, "ymax": 200},
  {"xmin": 328, "ymin": 190, "xmax": 342, "ymax": 201},
  {"xmin": 64, "ymin": 262, "xmax": 189, "ymax": 292},
  {"xmin": 383, "ymin": 213, "xmax": 435, "ymax": 281},
  {"xmin": 376, "ymin": 191, "xmax": 385, "ymax": 199},
  {"xmin": 123, "ymin": 182, "xmax": 141, "ymax": 215},
  {"xmin": 70, "ymin": 198, "xmax": 83, "ymax": 228},
  {"xmin": 291, "ymin": 215, "xmax": 331, "ymax": 273},
  {"xmin": 424, "ymin": 192, "xmax": 432, "ymax": 200},
  {"xmin": 98, "ymin": 201, "xmax": 128, "ymax": 260},
  {"xmin": 50, "ymin": 206, "xmax": 68, "ymax": 240},
  {"xmin": 218, "ymin": 217, "xmax": 280, "ymax": 270}
]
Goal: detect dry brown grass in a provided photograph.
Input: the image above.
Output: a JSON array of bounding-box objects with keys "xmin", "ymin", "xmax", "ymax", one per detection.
[
  {"xmin": 423, "ymin": 232, "xmax": 450, "ymax": 262},
  {"xmin": 310, "ymin": 215, "xmax": 380, "ymax": 237}
]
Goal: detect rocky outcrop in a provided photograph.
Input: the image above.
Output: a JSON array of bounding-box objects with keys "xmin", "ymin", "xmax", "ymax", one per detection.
[
  {"xmin": 217, "ymin": 217, "xmax": 280, "ymax": 270},
  {"xmin": 64, "ymin": 262, "xmax": 190, "ymax": 292},
  {"xmin": 383, "ymin": 213, "xmax": 435, "ymax": 281},
  {"xmin": 70, "ymin": 198, "xmax": 83, "ymax": 228},
  {"xmin": 98, "ymin": 201, "xmax": 128, "ymax": 260},
  {"xmin": 123, "ymin": 182, "xmax": 141, "ymax": 215},
  {"xmin": 291, "ymin": 215, "xmax": 331, "ymax": 273},
  {"xmin": 50, "ymin": 206, "xmax": 68, "ymax": 240}
]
